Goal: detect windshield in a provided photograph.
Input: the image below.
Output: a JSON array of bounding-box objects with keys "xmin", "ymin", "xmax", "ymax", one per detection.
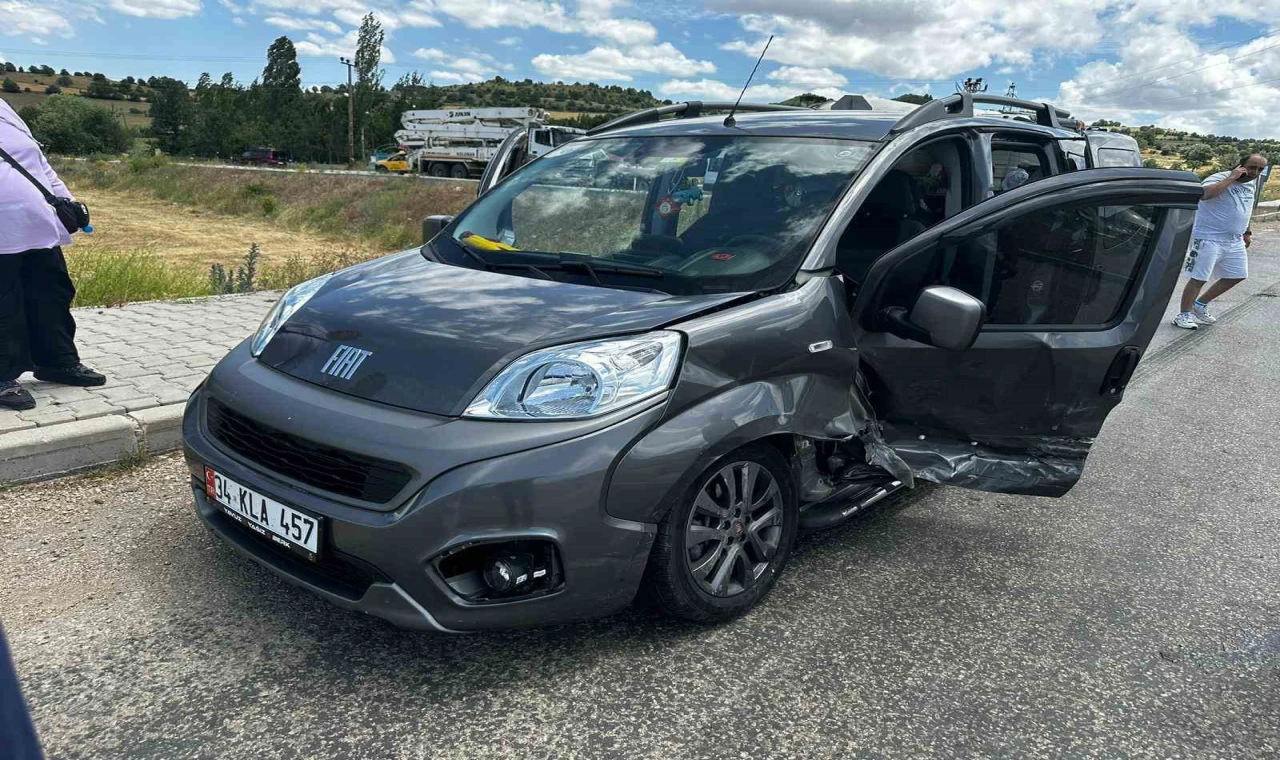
[{"xmin": 441, "ymin": 135, "xmax": 877, "ymax": 294}]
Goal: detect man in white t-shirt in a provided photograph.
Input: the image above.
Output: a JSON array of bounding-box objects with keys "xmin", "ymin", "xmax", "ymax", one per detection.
[{"xmin": 1173, "ymin": 153, "xmax": 1268, "ymax": 329}]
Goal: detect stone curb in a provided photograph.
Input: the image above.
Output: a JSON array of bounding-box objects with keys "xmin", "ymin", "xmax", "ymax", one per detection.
[{"xmin": 0, "ymin": 403, "xmax": 187, "ymax": 485}]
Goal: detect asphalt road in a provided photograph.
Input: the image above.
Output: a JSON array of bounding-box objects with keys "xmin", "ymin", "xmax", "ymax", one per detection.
[{"xmin": 3, "ymin": 258, "xmax": 1280, "ymax": 758}]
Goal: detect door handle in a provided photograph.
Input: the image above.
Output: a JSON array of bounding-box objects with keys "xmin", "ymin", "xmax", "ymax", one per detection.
[{"xmin": 1100, "ymin": 345, "xmax": 1142, "ymax": 396}]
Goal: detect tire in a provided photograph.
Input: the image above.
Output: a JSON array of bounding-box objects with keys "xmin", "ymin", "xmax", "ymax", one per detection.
[
  {"xmin": 429, "ymin": 163, "xmax": 449, "ymax": 178},
  {"xmin": 449, "ymin": 164, "xmax": 469, "ymax": 179},
  {"xmin": 375, "ymin": 165, "xmax": 389, "ymax": 173},
  {"xmin": 643, "ymin": 443, "xmax": 799, "ymax": 623}
]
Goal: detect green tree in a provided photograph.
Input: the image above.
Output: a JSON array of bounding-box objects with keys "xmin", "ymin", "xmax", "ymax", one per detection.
[
  {"xmin": 85, "ymin": 78, "xmax": 120, "ymax": 99},
  {"xmin": 45, "ymin": 85, "xmax": 62, "ymax": 95},
  {"xmin": 893, "ymin": 93, "xmax": 934, "ymax": 105},
  {"xmin": 1, "ymin": 78, "xmax": 19, "ymax": 93},
  {"xmin": 260, "ymin": 36, "xmax": 302, "ymax": 151},
  {"xmin": 56, "ymin": 74, "xmax": 73, "ymax": 87},
  {"xmin": 148, "ymin": 76, "xmax": 192, "ymax": 153},
  {"xmin": 353, "ymin": 12, "xmax": 386, "ymax": 157},
  {"xmin": 27, "ymin": 96, "xmax": 131, "ymax": 154},
  {"xmin": 1181, "ymin": 143, "xmax": 1214, "ymax": 165},
  {"xmin": 2, "ymin": 62, "xmax": 16, "ymax": 73}
]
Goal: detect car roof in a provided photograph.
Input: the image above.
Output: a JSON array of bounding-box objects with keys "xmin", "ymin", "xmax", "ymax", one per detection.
[
  {"xmin": 588, "ymin": 110, "xmax": 906, "ymax": 142},
  {"xmin": 586, "ymin": 109, "xmax": 1083, "ymax": 142}
]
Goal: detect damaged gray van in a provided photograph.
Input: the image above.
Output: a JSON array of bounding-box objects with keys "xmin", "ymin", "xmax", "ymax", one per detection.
[{"xmin": 182, "ymin": 94, "xmax": 1202, "ymax": 631}]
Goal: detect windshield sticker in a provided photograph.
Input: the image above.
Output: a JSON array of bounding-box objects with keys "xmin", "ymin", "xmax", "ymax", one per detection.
[
  {"xmin": 834, "ymin": 149, "xmax": 860, "ymax": 160},
  {"xmin": 710, "ymin": 252, "xmax": 735, "ymax": 261},
  {"xmin": 656, "ymin": 197, "xmax": 681, "ymax": 217}
]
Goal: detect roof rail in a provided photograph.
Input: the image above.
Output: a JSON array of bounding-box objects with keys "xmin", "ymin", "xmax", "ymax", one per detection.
[
  {"xmin": 889, "ymin": 93, "xmax": 1075, "ymax": 134},
  {"xmin": 586, "ymin": 101, "xmax": 808, "ymax": 136}
]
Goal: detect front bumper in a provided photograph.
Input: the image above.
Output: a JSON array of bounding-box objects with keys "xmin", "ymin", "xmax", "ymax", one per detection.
[{"xmin": 183, "ymin": 346, "xmax": 665, "ymax": 632}]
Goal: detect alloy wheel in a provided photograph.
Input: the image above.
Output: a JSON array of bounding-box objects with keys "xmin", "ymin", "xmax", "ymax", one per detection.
[{"xmin": 684, "ymin": 461, "xmax": 785, "ymax": 598}]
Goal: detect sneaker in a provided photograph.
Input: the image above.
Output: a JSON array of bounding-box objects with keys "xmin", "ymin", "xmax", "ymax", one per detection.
[
  {"xmin": 1192, "ymin": 301, "xmax": 1217, "ymax": 324},
  {"xmin": 33, "ymin": 363, "xmax": 106, "ymax": 387},
  {"xmin": 0, "ymin": 381, "xmax": 36, "ymax": 411},
  {"xmin": 1173, "ymin": 311, "xmax": 1199, "ymax": 330}
]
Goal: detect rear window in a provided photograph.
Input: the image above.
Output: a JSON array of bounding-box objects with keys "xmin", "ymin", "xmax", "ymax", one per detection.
[{"xmin": 1096, "ymin": 148, "xmax": 1140, "ymax": 168}]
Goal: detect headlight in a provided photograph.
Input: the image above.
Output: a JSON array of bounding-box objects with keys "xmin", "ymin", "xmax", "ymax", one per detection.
[
  {"xmin": 249, "ymin": 273, "xmax": 333, "ymax": 357},
  {"xmin": 465, "ymin": 332, "xmax": 683, "ymax": 420}
]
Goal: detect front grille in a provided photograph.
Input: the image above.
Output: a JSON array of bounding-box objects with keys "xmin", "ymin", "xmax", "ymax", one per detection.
[{"xmin": 206, "ymin": 398, "xmax": 412, "ymax": 504}]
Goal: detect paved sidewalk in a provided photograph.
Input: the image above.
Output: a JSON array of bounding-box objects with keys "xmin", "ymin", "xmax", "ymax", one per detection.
[{"xmin": 0, "ymin": 292, "xmax": 277, "ymax": 482}]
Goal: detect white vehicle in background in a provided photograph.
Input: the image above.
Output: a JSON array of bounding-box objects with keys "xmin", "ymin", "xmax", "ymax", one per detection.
[{"xmin": 386, "ymin": 107, "xmax": 584, "ymax": 178}]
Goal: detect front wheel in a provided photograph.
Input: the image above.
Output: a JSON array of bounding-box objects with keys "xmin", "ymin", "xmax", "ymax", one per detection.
[
  {"xmin": 643, "ymin": 444, "xmax": 798, "ymax": 623},
  {"xmin": 449, "ymin": 163, "xmax": 470, "ymax": 179}
]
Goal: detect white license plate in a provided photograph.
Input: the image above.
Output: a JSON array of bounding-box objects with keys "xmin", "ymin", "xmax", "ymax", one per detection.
[{"xmin": 205, "ymin": 467, "xmax": 321, "ymax": 561}]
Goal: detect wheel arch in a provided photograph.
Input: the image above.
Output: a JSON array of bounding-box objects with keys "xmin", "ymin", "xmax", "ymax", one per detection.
[{"xmin": 605, "ymin": 378, "xmax": 856, "ymax": 525}]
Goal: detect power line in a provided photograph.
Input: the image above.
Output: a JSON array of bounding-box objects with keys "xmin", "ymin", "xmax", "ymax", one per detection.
[
  {"xmin": 1085, "ymin": 29, "xmax": 1276, "ymax": 88},
  {"xmin": 1086, "ymin": 34, "xmax": 1280, "ymax": 100},
  {"xmin": 1138, "ymin": 73, "xmax": 1280, "ymax": 105}
]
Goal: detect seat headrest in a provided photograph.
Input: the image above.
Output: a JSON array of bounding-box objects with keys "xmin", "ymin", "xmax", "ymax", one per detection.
[{"xmin": 861, "ymin": 170, "xmax": 917, "ymax": 219}]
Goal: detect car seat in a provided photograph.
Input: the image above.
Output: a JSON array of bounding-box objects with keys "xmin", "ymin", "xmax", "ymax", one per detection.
[{"xmin": 836, "ymin": 170, "xmax": 928, "ymax": 286}]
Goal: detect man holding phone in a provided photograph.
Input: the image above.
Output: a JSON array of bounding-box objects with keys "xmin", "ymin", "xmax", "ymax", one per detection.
[{"xmin": 1174, "ymin": 153, "xmax": 1268, "ymax": 329}]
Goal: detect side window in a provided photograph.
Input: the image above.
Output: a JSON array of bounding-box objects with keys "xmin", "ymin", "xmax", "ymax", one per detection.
[
  {"xmin": 877, "ymin": 202, "xmax": 1162, "ymax": 329},
  {"xmin": 991, "ymin": 142, "xmax": 1050, "ymax": 194}
]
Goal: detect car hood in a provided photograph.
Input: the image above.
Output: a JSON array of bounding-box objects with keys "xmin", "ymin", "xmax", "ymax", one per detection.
[{"xmin": 257, "ymin": 251, "xmax": 745, "ymax": 416}]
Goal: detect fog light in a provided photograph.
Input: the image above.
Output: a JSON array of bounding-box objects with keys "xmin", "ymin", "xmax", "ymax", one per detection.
[
  {"xmin": 436, "ymin": 540, "xmax": 563, "ymax": 603},
  {"xmin": 483, "ymin": 553, "xmax": 538, "ymax": 594}
]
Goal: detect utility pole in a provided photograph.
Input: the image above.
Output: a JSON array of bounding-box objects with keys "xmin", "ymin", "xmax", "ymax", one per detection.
[{"xmin": 339, "ymin": 56, "xmax": 355, "ymax": 166}]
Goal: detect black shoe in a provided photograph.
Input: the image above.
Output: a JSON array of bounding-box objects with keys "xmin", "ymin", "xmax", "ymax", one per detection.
[
  {"xmin": 0, "ymin": 381, "xmax": 36, "ymax": 411},
  {"xmin": 34, "ymin": 363, "xmax": 107, "ymax": 387}
]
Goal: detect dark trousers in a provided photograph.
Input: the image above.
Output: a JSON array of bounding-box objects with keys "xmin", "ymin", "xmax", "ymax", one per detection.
[{"xmin": 0, "ymin": 247, "xmax": 80, "ymax": 382}]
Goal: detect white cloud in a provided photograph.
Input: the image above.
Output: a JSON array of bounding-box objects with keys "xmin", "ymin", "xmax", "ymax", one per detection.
[
  {"xmin": 767, "ymin": 65, "xmax": 847, "ymax": 87},
  {"xmin": 430, "ymin": 0, "xmax": 654, "ymax": 44},
  {"xmin": 218, "ymin": 0, "xmax": 244, "ymax": 11},
  {"xmin": 232, "ymin": 15, "xmax": 245, "ymax": 24},
  {"xmin": 533, "ymin": 42, "xmax": 715, "ymax": 81},
  {"xmin": 711, "ymin": 0, "xmax": 1110, "ymax": 79},
  {"xmin": 1, "ymin": 1, "xmax": 76, "ymax": 38},
  {"xmin": 265, "ymin": 14, "xmax": 343, "ymax": 34},
  {"xmin": 412, "ymin": 47, "xmax": 448, "ymax": 61},
  {"xmin": 657, "ymin": 78, "xmax": 845, "ymax": 103},
  {"xmin": 29, "ymin": 36, "xmax": 47, "ymax": 45},
  {"xmin": 107, "ymin": 0, "xmax": 203, "ymax": 19},
  {"xmin": 1057, "ymin": 23, "xmax": 1280, "ymax": 137},
  {"xmin": 415, "ymin": 46, "xmax": 511, "ymax": 82},
  {"xmin": 499, "ymin": 36, "xmax": 521, "ymax": 46},
  {"xmin": 294, "ymin": 28, "xmax": 397, "ymax": 63}
]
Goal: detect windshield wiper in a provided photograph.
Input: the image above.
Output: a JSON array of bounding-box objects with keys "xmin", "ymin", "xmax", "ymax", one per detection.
[{"xmin": 557, "ymin": 254, "xmax": 667, "ymax": 280}]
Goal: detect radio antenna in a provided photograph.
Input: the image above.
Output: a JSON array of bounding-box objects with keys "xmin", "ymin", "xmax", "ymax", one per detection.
[{"xmin": 724, "ymin": 34, "xmax": 773, "ymax": 128}]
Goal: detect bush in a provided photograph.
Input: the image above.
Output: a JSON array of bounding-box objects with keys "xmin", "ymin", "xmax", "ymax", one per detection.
[
  {"xmin": 261, "ymin": 196, "xmax": 278, "ymax": 215},
  {"xmin": 128, "ymin": 153, "xmax": 169, "ymax": 173},
  {"xmin": 209, "ymin": 243, "xmax": 261, "ymax": 294},
  {"xmin": 2, "ymin": 78, "xmax": 21, "ymax": 93},
  {"xmin": 56, "ymin": 75, "xmax": 73, "ymax": 87},
  {"xmin": 45, "ymin": 85, "xmax": 62, "ymax": 95},
  {"xmin": 27, "ymin": 95, "xmax": 132, "ymax": 155}
]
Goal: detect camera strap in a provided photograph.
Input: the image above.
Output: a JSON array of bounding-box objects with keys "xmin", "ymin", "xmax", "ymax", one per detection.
[{"xmin": 0, "ymin": 145, "xmax": 58, "ymax": 204}]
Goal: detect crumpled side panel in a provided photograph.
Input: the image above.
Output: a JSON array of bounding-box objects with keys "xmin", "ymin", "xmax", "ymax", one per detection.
[{"xmin": 884, "ymin": 429, "xmax": 1090, "ymax": 497}]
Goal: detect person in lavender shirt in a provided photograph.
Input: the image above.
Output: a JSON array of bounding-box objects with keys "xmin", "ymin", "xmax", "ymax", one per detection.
[{"xmin": 0, "ymin": 97, "xmax": 105, "ymax": 411}]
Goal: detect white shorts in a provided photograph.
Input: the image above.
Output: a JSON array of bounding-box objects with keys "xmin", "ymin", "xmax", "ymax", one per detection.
[{"xmin": 1184, "ymin": 238, "xmax": 1248, "ymax": 281}]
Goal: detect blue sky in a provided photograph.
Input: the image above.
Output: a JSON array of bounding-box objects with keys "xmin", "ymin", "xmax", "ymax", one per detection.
[{"xmin": 4, "ymin": 0, "xmax": 1280, "ymax": 137}]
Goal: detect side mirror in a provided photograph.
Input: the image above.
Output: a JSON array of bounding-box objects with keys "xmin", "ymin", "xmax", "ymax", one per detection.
[
  {"xmin": 422, "ymin": 215, "xmax": 454, "ymax": 245},
  {"xmin": 880, "ymin": 286, "xmax": 986, "ymax": 350}
]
